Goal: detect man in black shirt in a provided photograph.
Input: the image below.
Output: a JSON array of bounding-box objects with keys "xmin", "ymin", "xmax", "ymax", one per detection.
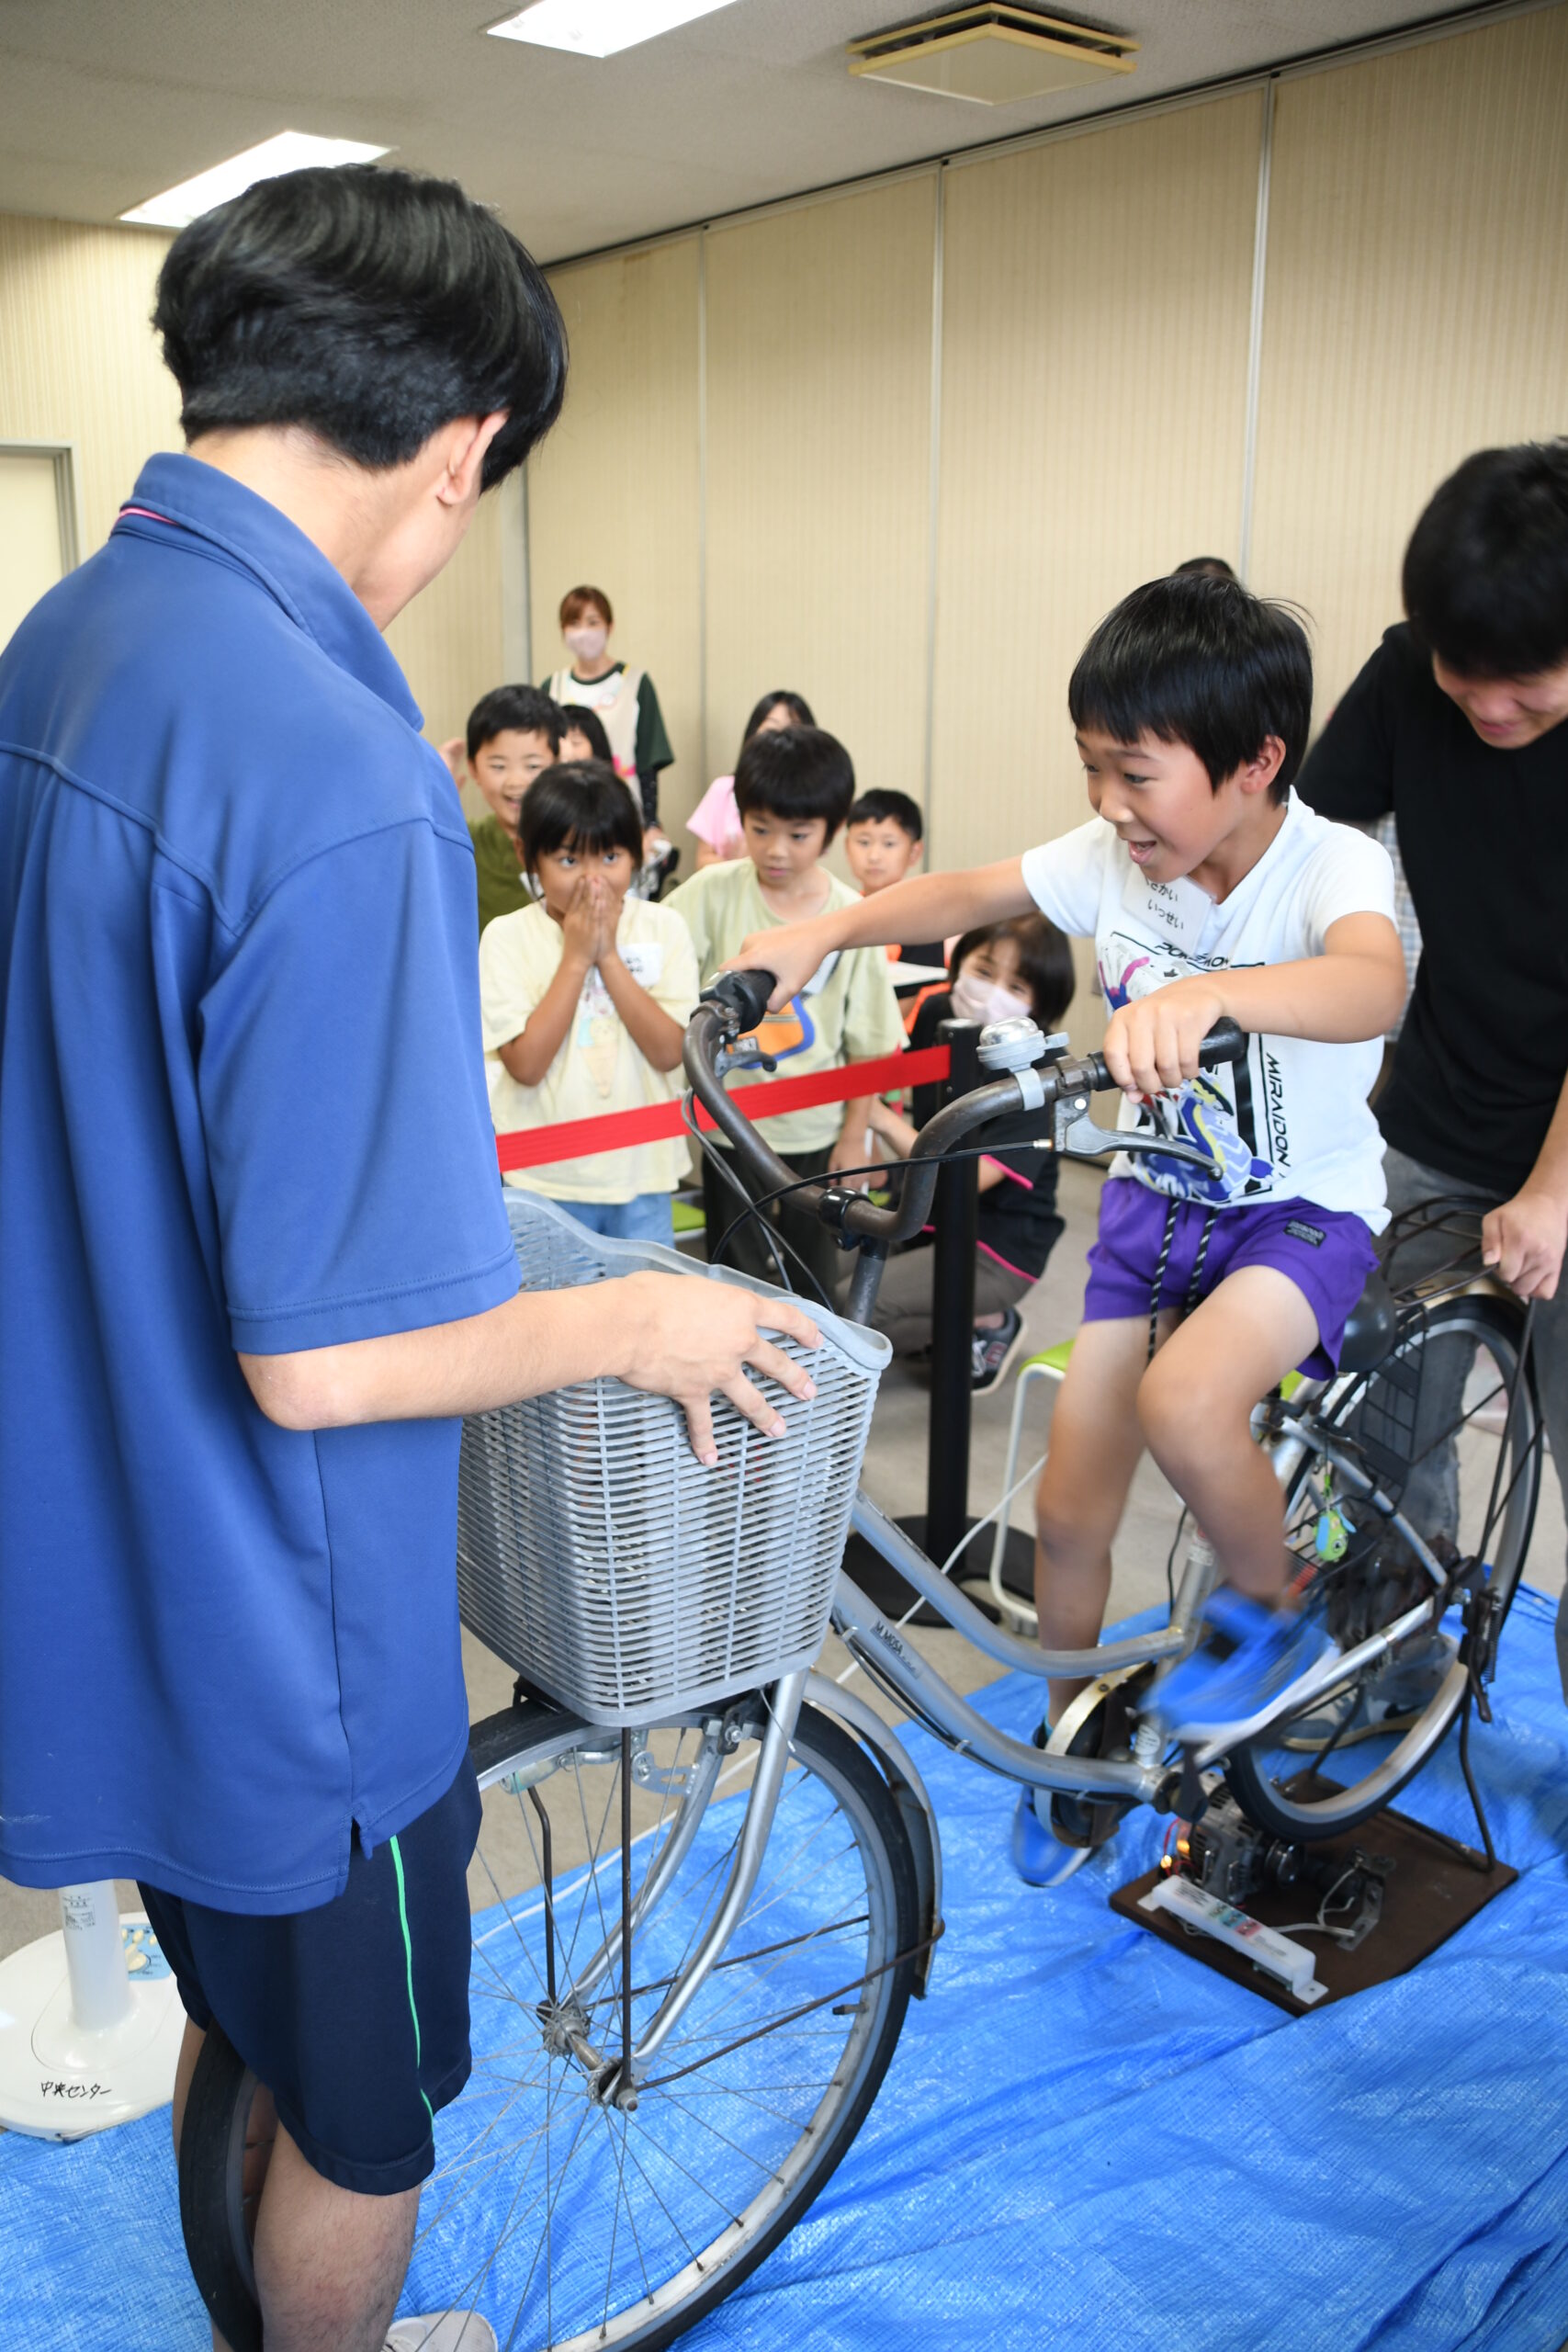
[{"xmin": 1298, "ymin": 441, "xmax": 1568, "ymax": 1702}]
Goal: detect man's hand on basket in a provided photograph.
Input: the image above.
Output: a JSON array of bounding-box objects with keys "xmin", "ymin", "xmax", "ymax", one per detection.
[{"xmin": 612, "ymin": 1272, "xmax": 821, "ymax": 1466}]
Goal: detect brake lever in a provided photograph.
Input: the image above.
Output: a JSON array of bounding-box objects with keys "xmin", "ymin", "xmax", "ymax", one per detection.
[
  {"xmin": 1051, "ymin": 1070, "xmax": 1220, "ymax": 1179},
  {"xmin": 715, "ymin": 1039, "xmax": 778, "ymax": 1079}
]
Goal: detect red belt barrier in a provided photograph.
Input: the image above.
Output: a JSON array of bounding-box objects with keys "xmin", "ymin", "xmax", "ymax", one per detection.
[{"xmin": 495, "ymin": 1044, "xmax": 952, "ymax": 1173}]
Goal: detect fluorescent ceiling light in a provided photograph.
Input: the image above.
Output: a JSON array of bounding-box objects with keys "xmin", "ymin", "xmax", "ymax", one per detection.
[
  {"xmin": 487, "ymin": 0, "xmax": 741, "ymax": 60},
  {"xmin": 121, "ymin": 132, "xmax": 389, "ymax": 229}
]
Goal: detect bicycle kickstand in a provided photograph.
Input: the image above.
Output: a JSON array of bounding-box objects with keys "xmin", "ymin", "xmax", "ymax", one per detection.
[{"xmin": 1446, "ymin": 1584, "xmax": 1504, "ymax": 1875}]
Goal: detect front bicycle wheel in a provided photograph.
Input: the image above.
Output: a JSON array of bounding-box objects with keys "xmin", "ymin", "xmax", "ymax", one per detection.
[
  {"xmin": 180, "ymin": 1699, "xmax": 918, "ymax": 2352},
  {"xmin": 411, "ymin": 1693, "xmax": 918, "ymax": 2350},
  {"xmin": 1228, "ymin": 1292, "xmax": 1540, "ymax": 1841}
]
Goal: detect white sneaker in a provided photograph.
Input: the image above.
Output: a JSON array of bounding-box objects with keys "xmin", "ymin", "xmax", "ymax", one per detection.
[{"xmin": 386, "ymin": 2317, "xmax": 497, "ymax": 2352}]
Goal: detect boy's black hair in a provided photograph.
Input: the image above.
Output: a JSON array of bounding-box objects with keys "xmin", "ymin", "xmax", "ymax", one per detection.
[
  {"xmin": 738, "ymin": 690, "xmax": 816, "ymax": 763},
  {"xmin": 519, "ymin": 761, "xmax": 643, "ymax": 874},
  {"xmin": 1068, "ymin": 574, "xmax": 1311, "ymax": 805},
  {"xmin": 1171, "ymin": 554, "xmax": 1238, "ymax": 583},
  {"xmin": 733, "ymin": 726, "xmax": 855, "ymax": 840},
  {"xmin": 847, "ymin": 787, "xmax": 923, "ymax": 844},
  {"xmin": 467, "ymin": 684, "xmax": 562, "ymax": 763},
  {"xmin": 948, "ymin": 915, "xmax": 1076, "ymax": 1032},
  {"xmin": 154, "ymin": 165, "xmax": 567, "ymax": 490},
  {"xmin": 555, "ymin": 703, "xmax": 614, "ymax": 764},
  {"xmin": 1402, "ymin": 442, "xmax": 1568, "ymax": 678}
]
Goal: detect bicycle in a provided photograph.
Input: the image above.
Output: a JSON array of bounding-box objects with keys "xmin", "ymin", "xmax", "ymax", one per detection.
[{"xmin": 180, "ymin": 975, "xmax": 1541, "ymax": 2352}]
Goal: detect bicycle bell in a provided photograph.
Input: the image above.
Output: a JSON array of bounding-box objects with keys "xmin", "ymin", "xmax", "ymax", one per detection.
[{"xmin": 976, "ymin": 1018, "xmax": 1068, "ymax": 1074}]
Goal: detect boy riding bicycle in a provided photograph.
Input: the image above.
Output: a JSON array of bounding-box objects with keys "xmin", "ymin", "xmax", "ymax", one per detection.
[{"xmin": 730, "ymin": 574, "xmax": 1407, "ymax": 1865}]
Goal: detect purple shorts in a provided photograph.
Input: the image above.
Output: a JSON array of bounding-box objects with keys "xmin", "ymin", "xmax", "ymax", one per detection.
[{"xmin": 1083, "ymin": 1177, "xmax": 1379, "ymax": 1377}]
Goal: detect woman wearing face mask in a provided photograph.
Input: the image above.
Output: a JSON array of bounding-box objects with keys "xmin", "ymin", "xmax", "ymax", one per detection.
[
  {"xmin": 865, "ymin": 915, "xmax": 1076, "ymax": 1391},
  {"xmin": 544, "ymin": 584, "xmax": 674, "ymax": 831}
]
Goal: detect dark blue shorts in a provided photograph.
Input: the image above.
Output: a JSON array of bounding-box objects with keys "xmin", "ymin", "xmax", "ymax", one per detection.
[
  {"xmin": 140, "ymin": 1757, "xmax": 479, "ymax": 2196},
  {"xmin": 1083, "ymin": 1177, "xmax": 1379, "ymax": 1378}
]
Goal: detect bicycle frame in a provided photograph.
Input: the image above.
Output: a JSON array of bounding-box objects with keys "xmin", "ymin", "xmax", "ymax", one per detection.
[
  {"xmin": 517, "ymin": 1400, "xmax": 1472, "ymax": 2070},
  {"xmin": 825, "ymin": 1471, "xmax": 1459, "ymax": 1790},
  {"xmin": 550, "ymin": 995, "xmax": 1534, "ymax": 2041}
]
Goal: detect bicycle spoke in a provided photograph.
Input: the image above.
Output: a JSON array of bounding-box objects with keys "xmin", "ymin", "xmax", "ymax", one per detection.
[
  {"xmin": 649, "ymin": 2083, "xmax": 789, "ymax": 2181},
  {"xmin": 409, "ymin": 1704, "xmax": 908, "ymax": 2352},
  {"xmin": 660, "ymin": 1899, "xmax": 870, "ymax": 2056},
  {"xmin": 615, "ymin": 2115, "xmax": 705, "ymax": 2271}
]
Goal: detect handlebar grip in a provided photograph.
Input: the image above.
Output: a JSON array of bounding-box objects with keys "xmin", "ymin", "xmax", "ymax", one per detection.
[
  {"xmin": 1078, "ymin": 1016, "xmax": 1247, "ymax": 1096},
  {"xmin": 1198, "ymin": 1017, "xmax": 1247, "ymax": 1069},
  {"xmin": 700, "ymin": 968, "xmax": 775, "ymax": 1035}
]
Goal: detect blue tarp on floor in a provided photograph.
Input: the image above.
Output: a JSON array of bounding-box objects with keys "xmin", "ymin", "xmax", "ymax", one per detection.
[{"xmin": 5, "ymin": 1587, "xmax": 1568, "ymax": 2351}]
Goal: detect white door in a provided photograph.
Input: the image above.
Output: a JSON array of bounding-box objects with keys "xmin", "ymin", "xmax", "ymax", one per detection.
[{"xmin": 0, "ymin": 451, "xmax": 70, "ymax": 656}]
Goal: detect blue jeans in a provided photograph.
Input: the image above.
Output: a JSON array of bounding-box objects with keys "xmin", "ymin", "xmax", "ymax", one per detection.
[{"xmin": 551, "ymin": 1193, "xmax": 675, "ymax": 1246}]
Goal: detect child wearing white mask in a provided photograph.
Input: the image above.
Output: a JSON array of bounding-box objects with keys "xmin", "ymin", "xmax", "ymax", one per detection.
[
  {"xmin": 543, "ymin": 584, "xmax": 674, "ymax": 834},
  {"xmin": 867, "ymin": 915, "xmax": 1076, "ymax": 1390}
]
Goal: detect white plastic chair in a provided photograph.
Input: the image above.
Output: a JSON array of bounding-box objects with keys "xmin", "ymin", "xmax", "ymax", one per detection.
[{"xmin": 986, "ymin": 1338, "xmax": 1074, "ymax": 1632}]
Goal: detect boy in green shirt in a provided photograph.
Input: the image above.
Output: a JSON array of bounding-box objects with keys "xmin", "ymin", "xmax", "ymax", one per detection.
[
  {"xmin": 466, "ymin": 683, "xmax": 560, "ymax": 933},
  {"xmin": 667, "ymin": 726, "xmax": 903, "ymax": 1302}
]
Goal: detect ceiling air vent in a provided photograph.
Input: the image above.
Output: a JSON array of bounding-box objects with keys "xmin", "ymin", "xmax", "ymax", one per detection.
[{"xmin": 848, "ymin": 7, "xmax": 1136, "ymax": 105}]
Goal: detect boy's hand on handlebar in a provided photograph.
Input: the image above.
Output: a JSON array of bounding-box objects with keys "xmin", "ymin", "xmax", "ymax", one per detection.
[
  {"xmin": 1483, "ymin": 1186, "xmax": 1568, "ymax": 1302},
  {"xmin": 610, "ymin": 1271, "xmax": 821, "ymax": 1466},
  {"xmin": 1102, "ymin": 979, "xmax": 1228, "ymax": 1099},
  {"xmin": 726, "ymin": 921, "xmax": 835, "ymax": 1012}
]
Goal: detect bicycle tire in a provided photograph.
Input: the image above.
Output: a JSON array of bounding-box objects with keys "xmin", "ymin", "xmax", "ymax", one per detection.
[
  {"xmin": 1228, "ymin": 1292, "xmax": 1540, "ymax": 1841},
  {"xmin": 180, "ymin": 1699, "xmax": 919, "ymax": 2352},
  {"xmin": 177, "ymin": 2024, "xmax": 264, "ymax": 2352}
]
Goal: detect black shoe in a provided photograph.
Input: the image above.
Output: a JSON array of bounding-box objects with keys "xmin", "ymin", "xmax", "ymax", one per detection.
[
  {"xmin": 971, "ymin": 1306, "xmax": 1024, "ymax": 1395},
  {"xmin": 1026, "ymin": 1708, "xmax": 1103, "ymax": 1848}
]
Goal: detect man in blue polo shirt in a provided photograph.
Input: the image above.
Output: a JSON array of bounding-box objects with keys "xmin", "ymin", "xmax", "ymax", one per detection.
[{"xmin": 0, "ymin": 166, "xmax": 817, "ymax": 2352}]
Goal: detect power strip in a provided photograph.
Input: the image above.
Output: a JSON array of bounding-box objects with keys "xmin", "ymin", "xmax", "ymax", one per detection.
[{"xmin": 1138, "ymin": 1871, "xmax": 1327, "ymax": 2005}]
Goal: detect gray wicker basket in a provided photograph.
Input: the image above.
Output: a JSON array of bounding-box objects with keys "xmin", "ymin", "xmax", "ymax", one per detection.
[{"xmin": 457, "ymin": 1190, "xmax": 890, "ymax": 1727}]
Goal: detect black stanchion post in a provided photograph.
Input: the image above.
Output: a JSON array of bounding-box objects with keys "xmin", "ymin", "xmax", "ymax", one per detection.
[{"xmin": 926, "ymin": 1017, "xmax": 981, "ymax": 1566}]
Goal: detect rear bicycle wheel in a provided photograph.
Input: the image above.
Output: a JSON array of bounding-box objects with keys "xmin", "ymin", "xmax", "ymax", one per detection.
[
  {"xmin": 1228, "ymin": 1292, "xmax": 1540, "ymax": 1841},
  {"xmin": 183, "ymin": 1695, "xmax": 919, "ymax": 2352}
]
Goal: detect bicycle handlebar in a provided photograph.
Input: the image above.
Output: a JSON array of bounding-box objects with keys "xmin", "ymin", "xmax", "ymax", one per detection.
[{"xmin": 683, "ymin": 974, "xmax": 1247, "ymax": 1255}]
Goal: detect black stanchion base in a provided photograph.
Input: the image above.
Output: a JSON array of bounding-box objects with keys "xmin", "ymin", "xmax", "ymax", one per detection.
[{"xmin": 840, "ymin": 1515, "xmax": 1037, "ymax": 1629}]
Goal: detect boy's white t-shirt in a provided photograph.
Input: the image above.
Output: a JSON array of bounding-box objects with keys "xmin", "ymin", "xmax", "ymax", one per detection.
[
  {"xmin": 1020, "ymin": 793, "xmax": 1396, "ymax": 1230},
  {"xmin": 479, "ymin": 894, "xmax": 698, "ymax": 1204}
]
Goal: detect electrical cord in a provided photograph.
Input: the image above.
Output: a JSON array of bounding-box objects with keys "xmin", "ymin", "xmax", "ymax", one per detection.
[
  {"xmin": 1164, "ymin": 1507, "xmax": 1190, "ymax": 1618},
  {"xmin": 679, "ymin": 1095, "xmax": 835, "ymax": 1310},
  {"xmin": 831, "ymin": 1445, "xmax": 1049, "ymax": 1693},
  {"xmin": 706, "ymin": 1138, "xmax": 1044, "ymax": 1293},
  {"xmin": 1279, "ymin": 1859, "xmax": 1367, "ymax": 1943}
]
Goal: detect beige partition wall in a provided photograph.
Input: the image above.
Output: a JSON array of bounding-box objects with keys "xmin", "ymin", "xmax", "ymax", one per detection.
[
  {"xmin": 931, "ymin": 94, "xmax": 1263, "ymax": 879},
  {"xmin": 529, "ymin": 238, "xmax": 703, "ymax": 823},
  {"xmin": 1250, "ymin": 5, "xmax": 1568, "ymax": 721},
  {"xmin": 513, "ymin": 1, "xmax": 1568, "ymax": 879},
  {"xmin": 386, "ymin": 488, "xmax": 508, "ymax": 756},
  {"xmin": 704, "ymin": 176, "xmax": 936, "ymax": 835},
  {"xmin": 0, "ymin": 214, "xmax": 179, "ymax": 550},
  {"xmin": 0, "ymin": 209, "xmax": 510, "ymax": 758}
]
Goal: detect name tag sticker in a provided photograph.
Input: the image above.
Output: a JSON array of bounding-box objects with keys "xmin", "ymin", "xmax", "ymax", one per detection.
[
  {"xmin": 1120, "ymin": 866, "xmax": 1211, "ymax": 956},
  {"xmin": 619, "ymin": 941, "xmax": 665, "ymax": 989}
]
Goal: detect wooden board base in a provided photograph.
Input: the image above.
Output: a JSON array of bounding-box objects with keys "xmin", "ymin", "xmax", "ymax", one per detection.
[{"xmin": 1110, "ymin": 1773, "xmax": 1517, "ymax": 2014}]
